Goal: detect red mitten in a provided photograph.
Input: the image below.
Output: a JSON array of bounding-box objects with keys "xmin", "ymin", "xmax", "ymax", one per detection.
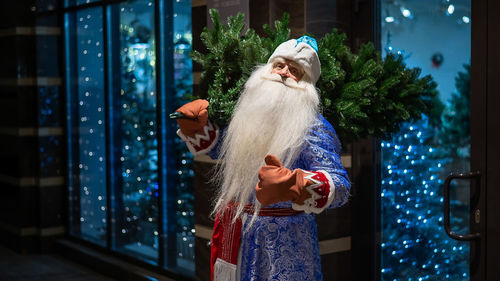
[
  {"xmin": 176, "ymin": 99, "xmax": 209, "ymax": 138},
  {"xmin": 255, "ymin": 154, "xmax": 312, "ymax": 206}
]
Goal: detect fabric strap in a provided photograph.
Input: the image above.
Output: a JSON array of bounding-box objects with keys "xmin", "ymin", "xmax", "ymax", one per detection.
[
  {"xmin": 243, "ymin": 204, "xmax": 304, "ymax": 216},
  {"xmin": 210, "ymin": 203, "xmax": 304, "ymax": 281}
]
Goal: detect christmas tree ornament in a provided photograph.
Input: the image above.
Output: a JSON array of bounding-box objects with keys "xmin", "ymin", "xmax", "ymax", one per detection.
[{"xmin": 431, "ymin": 52, "xmax": 444, "ymax": 69}]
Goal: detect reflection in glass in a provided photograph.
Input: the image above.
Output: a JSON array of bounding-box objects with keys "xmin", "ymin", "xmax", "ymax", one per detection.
[
  {"xmin": 109, "ymin": 0, "xmax": 159, "ymax": 263},
  {"xmin": 65, "ymin": 0, "xmax": 102, "ymax": 8},
  {"xmin": 36, "ymin": 35, "xmax": 59, "ymax": 77},
  {"xmin": 170, "ymin": 0, "xmax": 195, "ymax": 273},
  {"xmin": 39, "ymin": 136, "xmax": 63, "ymax": 178},
  {"xmin": 66, "ymin": 8, "xmax": 107, "ymax": 246},
  {"xmin": 36, "ymin": 0, "xmax": 58, "ymax": 12},
  {"xmin": 380, "ymin": 0, "xmax": 471, "ymax": 280},
  {"xmin": 65, "ymin": 0, "xmax": 195, "ymax": 274},
  {"xmin": 38, "ymin": 87, "xmax": 60, "ymax": 127}
]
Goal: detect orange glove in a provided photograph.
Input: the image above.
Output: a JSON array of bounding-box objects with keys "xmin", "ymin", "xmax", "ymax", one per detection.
[
  {"xmin": 255, "ymin": 154, "xmax": 313, "ymax": 207},
  {"xmin": 176, "ymin": 99, "xmax": 209, "ymax": 138}
]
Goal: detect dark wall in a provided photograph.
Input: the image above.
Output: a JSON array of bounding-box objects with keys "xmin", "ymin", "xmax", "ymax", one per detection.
[{"xmin": 0, "ymin": 1, "xmax": 65, "ymax": 253}]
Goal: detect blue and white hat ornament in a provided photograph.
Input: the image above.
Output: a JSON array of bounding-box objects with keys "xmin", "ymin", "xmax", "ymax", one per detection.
[{"xmin": 267, "ymin": 35, "xmax": 321, "ymax": 83}]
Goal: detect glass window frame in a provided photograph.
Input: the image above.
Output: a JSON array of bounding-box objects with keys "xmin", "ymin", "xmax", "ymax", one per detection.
[
  {"xmin": 65, "ymin": 5, "xmax": 108, "ymax": 247},
  {"xmin": 54, "ymin": 0, "xmax": 194, "ymax": 279},
  {"xmin": 349, "ymin": 1, "xmax": 480, "ymax": 281},
  {"xmin": 378, "ymin": 1, "xmax": 472, "ymax": 280}
]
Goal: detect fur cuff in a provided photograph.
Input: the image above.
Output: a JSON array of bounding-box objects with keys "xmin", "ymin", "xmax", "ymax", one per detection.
[
  {"xmin": 214, "ymin": 258, "xmax": 237, "ymax": 281},
  {"xmin": 292, "ymin": 170, "xmax": 336, "ymax": 214},
  {"xmin": 177, "ymin": 121, "xmax": 219, "ymax": 155}
]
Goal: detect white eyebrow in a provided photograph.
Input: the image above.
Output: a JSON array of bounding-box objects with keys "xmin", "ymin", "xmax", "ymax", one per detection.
[{"xmin": 272, "ymin": 58, "xmax": 303, "ymax": 74}]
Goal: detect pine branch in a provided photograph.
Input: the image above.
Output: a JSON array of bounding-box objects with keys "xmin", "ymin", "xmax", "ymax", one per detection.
[{"xmin": 192, "ymin": 10, "xmax": 439, "ymax": 143}]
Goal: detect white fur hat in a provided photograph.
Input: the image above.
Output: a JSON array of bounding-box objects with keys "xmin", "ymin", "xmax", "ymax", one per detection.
[{"xmin": 267, "ymin": 36, "xmax": 321, "ymax": 83}]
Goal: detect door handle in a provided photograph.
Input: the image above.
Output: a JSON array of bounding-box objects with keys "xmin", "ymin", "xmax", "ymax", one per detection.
[{"xmin": 443, "ymin": 171, "xmax": 481, "ymax": 241}]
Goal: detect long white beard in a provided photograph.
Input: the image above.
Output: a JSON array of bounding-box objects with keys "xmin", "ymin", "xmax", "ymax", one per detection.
[{"xmin": 212, "ymin": 63, "xmax": 320, "ymax": 219}]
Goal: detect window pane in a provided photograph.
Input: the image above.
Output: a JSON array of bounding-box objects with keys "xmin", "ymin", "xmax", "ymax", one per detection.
[
  {"xmin": 380, "ymin": 0, "xmax": 471, "ymax": 280},
  {"xmin": 108, "ymin": 0, "xmax": 159, "ymax": 264},
  {"xmin": 66, "ymin": 8, "xmax": 107, "ymax": 246},
  {"xmin": 65, "ymin": 0, "xmax": 102, "ymax": 8},
  {"xmin": 169, "ymin": 0, "xmax": 195, "ymax": 273}
]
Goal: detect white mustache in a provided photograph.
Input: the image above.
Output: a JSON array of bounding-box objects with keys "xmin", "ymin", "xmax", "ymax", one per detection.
[{"xmin": 259, "ymin": 72, "xmax": 307, "ymax": 90}]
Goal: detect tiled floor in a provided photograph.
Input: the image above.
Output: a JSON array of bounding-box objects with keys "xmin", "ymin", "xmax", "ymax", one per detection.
[{"xmin": 0, "ymin": 244, "xmax": 115, "ymax": 281}]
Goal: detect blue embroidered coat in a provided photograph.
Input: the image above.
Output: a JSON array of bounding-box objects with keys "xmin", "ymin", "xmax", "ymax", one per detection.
[{"xmin": 182, "ymin": 114, "xmax": 350, "ymax": 280}]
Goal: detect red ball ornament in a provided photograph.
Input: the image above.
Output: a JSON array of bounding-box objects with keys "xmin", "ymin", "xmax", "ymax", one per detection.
[{"xmin": 431, "ymin": 52, "xmax": 444, "ymax": 69}]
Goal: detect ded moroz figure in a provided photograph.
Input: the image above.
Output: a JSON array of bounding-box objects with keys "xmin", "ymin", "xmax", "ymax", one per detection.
[{"xmin": 175, "ymin": 36, "xmax": 351, "ymax": 281}]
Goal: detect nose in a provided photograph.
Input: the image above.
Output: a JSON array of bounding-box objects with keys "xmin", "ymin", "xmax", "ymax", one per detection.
[{"xmin": 277, "ymin": 65, "xmax": 290, "ymax": 78}]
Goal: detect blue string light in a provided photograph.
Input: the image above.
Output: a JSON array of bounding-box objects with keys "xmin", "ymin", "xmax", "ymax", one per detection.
[{"xmin": 381, "ymin": 116, "xmax": 469, "ymax": 280}]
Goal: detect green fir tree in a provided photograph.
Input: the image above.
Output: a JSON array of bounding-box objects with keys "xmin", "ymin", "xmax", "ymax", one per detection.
[
  {"xmin": 190, "ymin": 9, "xmax": 290, "ymax": 125},
  {"xmin": 439, "ymin": 64, "xmax": 471, "ymax": 160},
  {"xmin": 318, "ymin": 33, "xmax": 438, "ymax": 142},
  {"xmin": 191, "ymin": 9, "xmax": 438, "ymax": 143}
]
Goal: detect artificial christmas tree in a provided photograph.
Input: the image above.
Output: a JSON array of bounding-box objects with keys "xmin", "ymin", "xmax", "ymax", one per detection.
[
  {"xmin": 380, "ymin": 116, "xmax": 469, "ymax": 281},
  {"xmin": 439, "ymin": 64, "xmax": 471, "ymax": 160},
  {"xmin": 381, "ymin": 65, "xmax": 472, "ymax": 281},
  {"xmin": 191, "ymin": 9, "xmax": 438, "ymax": 142}
]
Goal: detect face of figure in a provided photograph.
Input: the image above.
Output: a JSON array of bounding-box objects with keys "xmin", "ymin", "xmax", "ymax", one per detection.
[{"xmin": 271, "ymin": 58, "xmax": 304, "ymax": 82}]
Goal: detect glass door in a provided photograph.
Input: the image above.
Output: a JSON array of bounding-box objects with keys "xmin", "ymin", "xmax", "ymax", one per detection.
[{"xmin": 379, "ymin": 0, "xmax": 475, "ymax": 280}]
